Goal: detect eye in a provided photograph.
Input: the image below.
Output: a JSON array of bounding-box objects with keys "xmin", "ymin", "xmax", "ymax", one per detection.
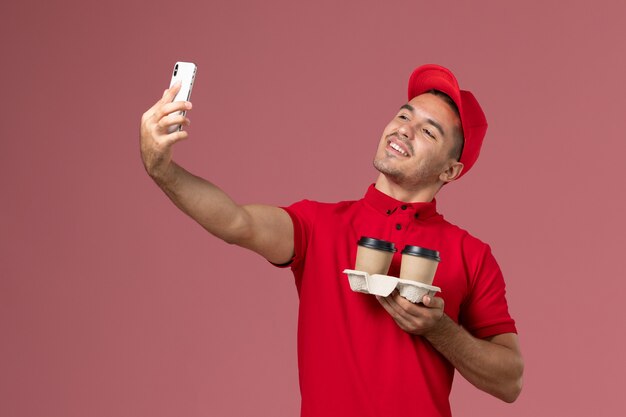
[
  {"xmin": 398, "ymin": 113, "xmax": 409, "ymax": 121},
  {"xmin": 423, "ymin": 128, "xmax": 436, "ymax": 139}
]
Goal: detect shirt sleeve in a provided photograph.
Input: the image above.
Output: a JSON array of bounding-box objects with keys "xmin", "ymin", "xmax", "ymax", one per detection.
[
  {"xmin": 271, "ymin": 199, "xmax": 318, "ymax": 271},
  {"xmin": 459, "ymin": 239, "xmax": 517, "ymax": 339}
]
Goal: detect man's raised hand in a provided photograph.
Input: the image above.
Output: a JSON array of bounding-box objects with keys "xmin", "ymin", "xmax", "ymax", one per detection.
[{"xmin": 139, "ymin": 81, "xmax": 192, "ymax": 180}]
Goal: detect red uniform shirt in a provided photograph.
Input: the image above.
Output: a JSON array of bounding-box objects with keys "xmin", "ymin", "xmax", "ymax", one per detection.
[{"xmin": 280, "ymin": 184, "xmax": 517, "ymax": 417}]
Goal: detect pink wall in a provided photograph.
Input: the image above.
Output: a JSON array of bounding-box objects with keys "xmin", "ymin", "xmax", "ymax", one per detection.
[{"xmin": 2, "ymin": 0, "xmax": 625, "ymax": 416}]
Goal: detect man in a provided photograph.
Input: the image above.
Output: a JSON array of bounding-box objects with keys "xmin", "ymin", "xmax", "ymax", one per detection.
[{"xmin": 139, "ymin": 64, "xmax": 524, "ymax": 417}]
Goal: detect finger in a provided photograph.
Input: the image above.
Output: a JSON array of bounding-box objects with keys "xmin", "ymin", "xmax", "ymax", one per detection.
[
  {"xmin": 393, "ymin": 291, "xmax": 419, "ymax": 309},
  {"xmin": 161, "ymin": 129, "xmax": 190, "ymax": 147},
  {"xmin": 143, "ymin": 89, "xmax": 177, "ymax": 121},
  {"xmin": 422, "ymin": 295, "xmax": 444, "ymax": 310},
  {"xmin": 163, "ymin": 80, "xmax": 182, "ymax": 103},
  {"xmin": 378, "ymin": 295, "xmax": 415, "ymax": 331},
  {"xmin": 157, "ymin": 88, "xmax": 169, "ymax": 102},
  {"xmin": 162, "ymin": 100, "xmax": 192, "ymax": 115},
  {"xmin": 156, "ymin": 112, "xmax": 190, "ymax": 130},
  {"xmin": 392, "ymin": 292, "xmax": 440, "ymax": 327},
  {"xmin": 377, "ymin": 295, "xmax": 401, "ymax": 318},
  {"xmin": 142, "ymin": 97, "xmax": 166, "ymax": 122},
  {"xmin": 391, "ymin": 291, "xmax": 430, "ymax": 316},
  {"xmin": 154, "ymin": 101, "xmax": 192, "ymax": 122},
  {"xmin": 376, "ymin": 295, "xmax": 403, "ymax": 319},
  {"xmin": 376, "ymin": 295, "xmax": 390, "ymax": 310},
  {"xmin": 383, "ymin": 293, "xmax": 417, "ymax": 322}
]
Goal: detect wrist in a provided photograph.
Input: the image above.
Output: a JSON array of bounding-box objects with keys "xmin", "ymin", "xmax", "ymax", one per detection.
[
  {"xmin": 423, "ymin": 314, "xmax": 456, "ymax": 342},
  {"xmin": 150, "ymin": 160, "xmax": 179, "ymax": 188}
]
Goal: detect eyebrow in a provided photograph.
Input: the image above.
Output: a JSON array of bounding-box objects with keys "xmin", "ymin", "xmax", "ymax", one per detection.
[{"xmin": 399, "ymin": 104, "xmax": 446, "ymax": 137}]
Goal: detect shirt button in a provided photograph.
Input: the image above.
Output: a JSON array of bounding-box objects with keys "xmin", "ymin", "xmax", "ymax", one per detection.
[
  {"xmin": 386, "ymin": 210, "xmax": 392, "ymax": 215},
  {"xmin": 414, "ymin": 213, "xmax": 420, "ymax": 219},
  {"xmin": 401, "ymin": 205, "xmax": 407, "ymax": 210},
  {"xmin": 395, "ymin": 224, "xmax": 402, "ymax": 230}
]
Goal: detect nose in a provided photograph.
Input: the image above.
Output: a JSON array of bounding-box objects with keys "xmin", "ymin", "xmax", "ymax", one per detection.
[{"xmin": 397, "ymin": 122, "xmax": 412, "ymax": 140}]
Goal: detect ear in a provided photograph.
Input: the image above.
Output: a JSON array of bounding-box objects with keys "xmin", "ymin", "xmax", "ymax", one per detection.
[{"xmin": 439, "ymin": 161, "xmax": 464, "ymax": 183}]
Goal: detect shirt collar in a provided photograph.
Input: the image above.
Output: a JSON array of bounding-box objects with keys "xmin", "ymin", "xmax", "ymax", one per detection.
[{"xmin": 363, "ymin": 184, "xmax": 439, "ymax": 220}]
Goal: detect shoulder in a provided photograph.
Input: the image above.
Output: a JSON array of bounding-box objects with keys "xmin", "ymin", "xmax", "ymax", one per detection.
[
  {"xmin": 281, "ymin": 198, "xmax": 360, "ymax": 236},
  {"xmin": 434, "ymin": 215, "xmax": 493, "ymax": 262},
  {"xmin": 428, "ymin": 214, "xmax": 479, "ymax": 242}
]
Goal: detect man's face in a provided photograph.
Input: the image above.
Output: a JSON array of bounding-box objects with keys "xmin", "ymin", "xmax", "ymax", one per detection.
[{"xmin": 373, "ymin": 93, "xmax": 462, "ymax": 188}]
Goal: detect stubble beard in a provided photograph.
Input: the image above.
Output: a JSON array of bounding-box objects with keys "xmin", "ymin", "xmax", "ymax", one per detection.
[
  {"xmin": 373, "ymin": 156, "xmax": 406, "ymax": 182},
  {"xmin": 373, "ymin": 152, "xmax": 441, "ymax": 188}
]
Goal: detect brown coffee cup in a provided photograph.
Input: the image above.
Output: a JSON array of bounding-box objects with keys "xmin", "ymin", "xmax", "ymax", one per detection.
[
  {"xmin": 355, "ymin": 237, "xmax": 397, "ymax": 275},
  {"xmin": 399, "ymin": 245, "xmax": 441, "ymax": 285}
]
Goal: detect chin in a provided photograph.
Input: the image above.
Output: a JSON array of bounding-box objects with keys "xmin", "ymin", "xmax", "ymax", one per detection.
[{"xmin": 373, "ymin": 159, "xmax": 404, "ymax": 181}]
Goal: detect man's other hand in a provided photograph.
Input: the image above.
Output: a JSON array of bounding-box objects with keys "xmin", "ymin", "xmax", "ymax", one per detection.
[{"xmin": 376, "ymin": 291, "xmax": 445, "ymax": 336}]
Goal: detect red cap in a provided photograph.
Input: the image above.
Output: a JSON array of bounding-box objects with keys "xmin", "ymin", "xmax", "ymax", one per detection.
[{"xmin": 407, "ymin": 64, "xmax": 487, "ymax": 179}]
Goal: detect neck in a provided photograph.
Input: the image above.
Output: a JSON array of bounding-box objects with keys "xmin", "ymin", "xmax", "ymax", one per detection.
[{"xmin": 374, "ymin": 174, "xmax": 441, "ymax": 203}]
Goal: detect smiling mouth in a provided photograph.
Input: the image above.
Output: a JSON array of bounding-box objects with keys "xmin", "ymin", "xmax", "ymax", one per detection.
[{"xmin": 388, "ymin": 140, "xmax": 409, "ymax": 157}]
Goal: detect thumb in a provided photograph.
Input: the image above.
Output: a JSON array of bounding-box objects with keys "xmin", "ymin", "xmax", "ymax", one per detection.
[{"xmin": 422, "ymin": 295, "xmax": 444, "ymax": 309}]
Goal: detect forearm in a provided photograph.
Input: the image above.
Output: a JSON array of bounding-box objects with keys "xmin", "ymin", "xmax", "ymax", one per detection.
[
  {"xmin": 424, "ymin": 315, "xmax": 524, "ymax": 402},
  {"xmin": 151, "ymin": 161, "xmax": 250, "ymax": 244}
]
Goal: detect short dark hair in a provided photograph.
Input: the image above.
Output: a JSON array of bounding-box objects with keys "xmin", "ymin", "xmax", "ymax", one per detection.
[{"xmin": 425, "ymin": 89, "xmax": 464, "ymax": 161}]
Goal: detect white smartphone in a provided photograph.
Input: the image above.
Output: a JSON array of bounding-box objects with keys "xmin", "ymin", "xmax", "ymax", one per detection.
[{"xmin": 167, "ymin": 61, "xmax": 197, "ymax": 133}]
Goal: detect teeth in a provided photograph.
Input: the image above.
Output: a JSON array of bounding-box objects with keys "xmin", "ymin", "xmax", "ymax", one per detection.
[{"xmin": 390, "ymin": 142, "xmax": 408, "ymax": 156}]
